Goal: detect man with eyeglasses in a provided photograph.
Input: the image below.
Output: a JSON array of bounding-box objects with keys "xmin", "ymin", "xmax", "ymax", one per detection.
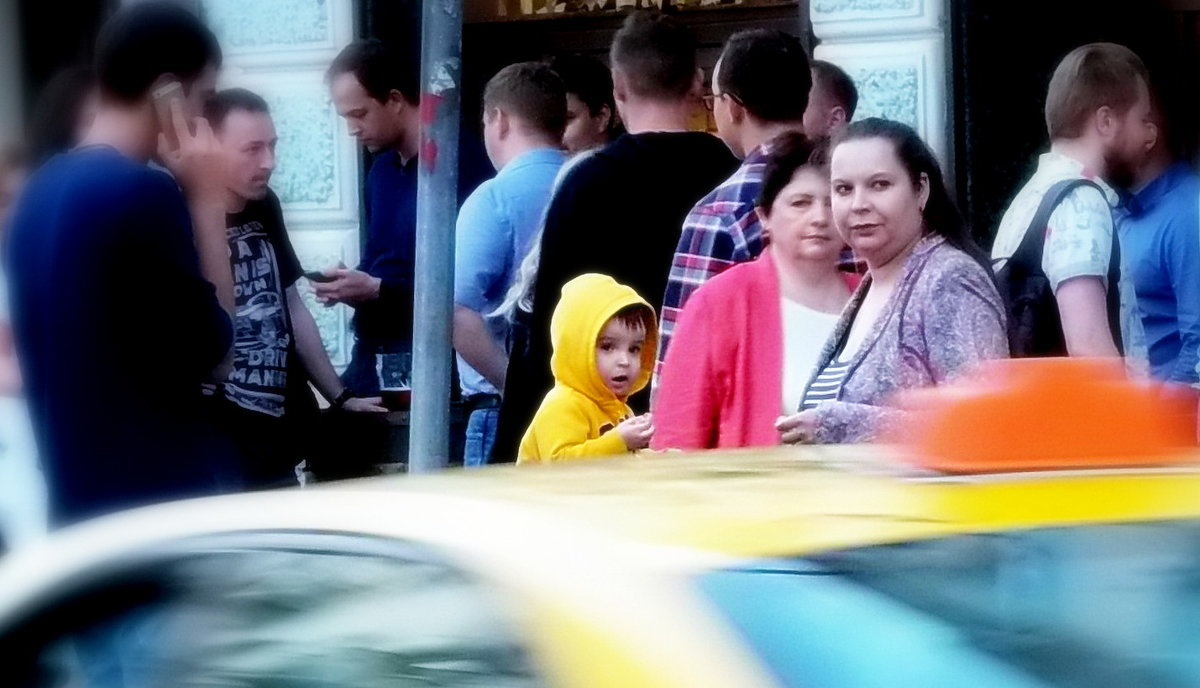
[{"xmin": 656, "ymin": 29, "xmax": 812, "ymax": 383}]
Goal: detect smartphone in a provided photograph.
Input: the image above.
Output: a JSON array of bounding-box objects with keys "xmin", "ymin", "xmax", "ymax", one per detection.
[
  {"xmin": 152, "ymin": 80, "xmax": 185, "ymax": 151},
  {"xmin": 304, "ymin": 270, "xmax": 337, "ymax": 283}
]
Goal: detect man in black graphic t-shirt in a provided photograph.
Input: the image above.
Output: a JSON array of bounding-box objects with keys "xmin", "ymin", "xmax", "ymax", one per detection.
[
  {"xmin": 225, "ymin": 201, "xmax": 299, "ymax": 416},
  {"xmin": 205, "ymin": 89, "xmax": 385, "ymax": 487}
]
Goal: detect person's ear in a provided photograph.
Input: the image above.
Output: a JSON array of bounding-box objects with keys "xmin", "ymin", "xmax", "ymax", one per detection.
[
  {"xmin": 387, "ymin": 89, "xmax": 409, "ymax": 114},
  {"xmin": 612, "ymin": 71, "xmax": 630, "ymax": 105},
  {"xmin": 1094, "ymin": 105, "xmax": 1116, "ymax": 141},
  {"xmin": 917, "ymin": 171, "xmax": 931, "ymax": 213},
  {"xmin": 728, "ymin": 97, "xmax": 747, "ymax": 126},
  {"xmin": 829, "ymin": 105, "xmax": 848, "ymax": 131},
  {"xmin": 596, "ymin": 103, "xmax": 613, "ymax": 134},
  {"xmin": 495, "ymin": 108, "xmax": 512, "ymax": 140},
  {"xmin": 690, "ymin": 67, "xmax": 704, "ymax": 99},
  {"xmin": 756, "ymin": 205, "xmax": 772, "ymax": 242}
]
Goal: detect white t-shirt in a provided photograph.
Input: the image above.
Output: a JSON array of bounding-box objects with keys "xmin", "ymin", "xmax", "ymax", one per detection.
[{"xmin": 781, "ymin": 298, "xmax": 840, "ymax": 413}]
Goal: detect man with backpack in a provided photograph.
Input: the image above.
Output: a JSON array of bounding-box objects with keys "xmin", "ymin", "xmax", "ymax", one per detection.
[{"xmin": 992, "ymin": 43, "xmax": 1156, "ymax": 359}]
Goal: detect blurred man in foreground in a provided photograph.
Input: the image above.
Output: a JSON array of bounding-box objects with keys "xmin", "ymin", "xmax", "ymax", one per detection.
[{"xmin": 5, "ymin": 3, "xmax": 238, "ymax": 525}]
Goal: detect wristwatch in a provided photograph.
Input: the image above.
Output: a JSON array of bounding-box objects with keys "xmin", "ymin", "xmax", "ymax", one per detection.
[{"xmin": 331, "ymin": 388, "xmax": 354, "ymax": 410}]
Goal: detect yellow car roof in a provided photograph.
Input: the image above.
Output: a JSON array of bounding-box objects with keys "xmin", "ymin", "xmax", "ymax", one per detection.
[{"xmin": 348, "ymin": 445, "xmax": 1200, "ymax": 558}]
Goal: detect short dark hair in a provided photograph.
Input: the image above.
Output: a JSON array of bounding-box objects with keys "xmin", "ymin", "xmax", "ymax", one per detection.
[
  {"xmin": 204, "ymin": 88, "xmax": 270, "ymax": 129},
  {"xmin": 94, "ymin": 2, "xmax": 221, "ymax": 103},
  {"xmin": 757, "ymin": 133, "xmax": 829, "ymax": 211},
  {"xmin": 717, "ymin": 30, "xmax": 811, "ymax": 122},
  {"xmin": 327, "ymin": 38, "xmax": 419, "ymax": 106},
  {"xmin": 484, "ymin": 62, "xmax": 568, "ymax": 139},
  {"xmin": 610, "ymin": 11, "xmax": 697, "ymax": 100},
  {"xmin": 811, "ymin": 60, "xmax": 858, "ymax": 120},
  {"xmin": 547, "ymin": 53, "xmax": 615, "ymax": 117},
  {"xmin": 609, "ymin": 304, "xmax": 655, "ymax": 335},
  {"xmin": 1045, "ymin": 43, "xmax": 1149, "ymax": 140}
]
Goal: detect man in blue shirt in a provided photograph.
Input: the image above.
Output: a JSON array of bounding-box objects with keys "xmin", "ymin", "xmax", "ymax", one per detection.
[
  {"xmin": 320, "ymin": 39, "xmax": 490, "ymax": 397},
  {"xmin": 5, "ymin": 4, "xmax": 237, "ymax": 525},
  {"xmin": 453, "ymin": 63, "xmax": 568, "ymax": 467},
  {"xmin": 1119, "ymin": 103, "xmax": 1200, "ymax": 384}
]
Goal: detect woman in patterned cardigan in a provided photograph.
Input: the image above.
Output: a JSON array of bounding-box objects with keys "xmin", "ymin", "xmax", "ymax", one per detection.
[{"xmin": 777, "ymin": 118, "xmax": 1008, "ymax": 445}]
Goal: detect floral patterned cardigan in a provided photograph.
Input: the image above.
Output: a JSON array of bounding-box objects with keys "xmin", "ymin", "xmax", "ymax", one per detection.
[{"xmin": 803, "ymin": 235, "xmax": 1009, "ymax": 443}]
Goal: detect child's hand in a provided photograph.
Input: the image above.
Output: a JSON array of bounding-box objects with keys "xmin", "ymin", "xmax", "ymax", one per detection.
[{"xmin": 617, "ymin": 413, "xmax": 654, "ymax": 450}]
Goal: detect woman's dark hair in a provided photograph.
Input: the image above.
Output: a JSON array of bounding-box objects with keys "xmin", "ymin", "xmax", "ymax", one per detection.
[
  {"xmin": 757, "ymin": 132, "xmax": 830, "ymax": 213},
  {"xmin": 833, "ymin": 117, "xmax": 990, "ymax": 270},
  {"xmin": 546, "ymin": 53, "xmax": 624, "ymax": 139}
]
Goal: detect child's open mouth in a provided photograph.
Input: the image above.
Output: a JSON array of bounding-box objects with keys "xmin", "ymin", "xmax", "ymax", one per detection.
[{"xmin": 612, "ymin": 375, "xmax": 629, "ymax": 384}]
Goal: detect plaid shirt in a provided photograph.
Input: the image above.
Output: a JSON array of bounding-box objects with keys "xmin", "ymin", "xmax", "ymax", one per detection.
[
  {"xmin": 654, "ymin": 140, "xmax": 867, "ymax": 388},
  {"xmin": 656, "ymin": 144, "xmax": 773, "ymax": 381}
]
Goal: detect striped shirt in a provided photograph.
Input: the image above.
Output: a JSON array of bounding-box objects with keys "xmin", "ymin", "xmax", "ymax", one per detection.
[{"xmin": 801, "ymin": 358, "xmax": 851, "ymax": 411}]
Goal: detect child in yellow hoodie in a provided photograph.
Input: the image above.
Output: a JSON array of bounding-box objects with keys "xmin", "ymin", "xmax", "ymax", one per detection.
[{"xmin": 517, "ymin": 274, "xmax": 657, "ymax": 463}]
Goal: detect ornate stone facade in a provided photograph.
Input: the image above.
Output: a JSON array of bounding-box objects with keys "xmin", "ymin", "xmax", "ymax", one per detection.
[{"xmin": 811, "ymin": 0, "xmax": 950, "ymax": 167}]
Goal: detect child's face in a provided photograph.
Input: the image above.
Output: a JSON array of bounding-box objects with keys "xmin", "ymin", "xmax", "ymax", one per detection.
[{"xmin": 595, "ymin": 317, "xmax": 645, "ymax": 398}]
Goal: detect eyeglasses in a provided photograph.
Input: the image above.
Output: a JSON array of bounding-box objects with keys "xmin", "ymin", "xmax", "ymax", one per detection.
[{"xmin": 702, "ymin": 91, "xmax": 742, "ymax": 112}]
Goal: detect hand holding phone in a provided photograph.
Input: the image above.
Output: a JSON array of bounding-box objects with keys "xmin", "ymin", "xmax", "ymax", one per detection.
[
  {"xmin": 152, "ymin": 80, "xmax": 185, "ymax": 152},
  {"xmin": 156, "ymin": 91, "xmax": 223, "ymax": 204},
  {"xmin": 304, "ymin": 270, "xmax": 337, "ymax": 284}
]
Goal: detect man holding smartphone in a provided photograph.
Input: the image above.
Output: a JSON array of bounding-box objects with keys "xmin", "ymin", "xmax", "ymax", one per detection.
[
  {"xmin": 203, "ymin": 88, "xmax": 386, "ymax": 488},
  {"xmin": 321, "ymin": 39, "xmax": 491, "ymax": 398},
  {"xmin": 5, "ymin": 3, "xmax": 239, "ymax": 525}
]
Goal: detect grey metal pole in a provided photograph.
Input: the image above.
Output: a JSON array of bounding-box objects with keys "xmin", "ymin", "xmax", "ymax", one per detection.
[{"xmin": 409, "ymin": 0, "xmax": 463, "ymax": 472}]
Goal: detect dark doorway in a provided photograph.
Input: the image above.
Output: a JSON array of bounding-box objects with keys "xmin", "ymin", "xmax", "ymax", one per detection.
[
  {"xmin": 17, "ymin": 0, "xmax": 116, "ymax": 117},
  {"xmin": 951, "ymin": 0, "xmax": 1200, "ymax": 247}
]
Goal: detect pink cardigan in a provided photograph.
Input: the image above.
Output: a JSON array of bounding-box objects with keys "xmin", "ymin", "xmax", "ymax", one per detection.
[{"xmin": 652, "ymin": 252, "xmax": 859, "ymax": 450}]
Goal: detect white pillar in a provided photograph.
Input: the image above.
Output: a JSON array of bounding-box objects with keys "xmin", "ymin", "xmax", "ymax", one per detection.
[
  {"xmin": 200, "ymin": 0, "xmax": 360, "ymax": 370},
  {"xmin": 0, "ymin": 0, "xmax": 25, "ymax": 141},
  {"xmin": 810, "ymin": 0, "xmax": 951, "ymax": 168}
]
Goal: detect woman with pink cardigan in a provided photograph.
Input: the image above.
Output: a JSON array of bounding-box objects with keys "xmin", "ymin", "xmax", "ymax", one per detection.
[{"xmin": 652, "ymin": 135, "xmax": 859, "ymax": 450}]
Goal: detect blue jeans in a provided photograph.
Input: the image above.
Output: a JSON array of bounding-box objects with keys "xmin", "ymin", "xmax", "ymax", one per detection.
[
  {"xmin": 341, "ymin": 338, "xmax": 411, "ymax": 396},
  {"xmin": 464, "ymin": 402, "xmax": 499, "ymax": 468}
]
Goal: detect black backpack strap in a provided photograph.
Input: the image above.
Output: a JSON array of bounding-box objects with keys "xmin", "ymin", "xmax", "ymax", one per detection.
[
  {"xmin": 1002, "ymin": 178, "xmax": 1106, "ymax": 273},
  {"xmin": 1000, "ymin": 177, "xmax": 1123, "ymax": 354},
  {"xmin": 1105, "ymin": 200, "xmax": 1124, "ymax": 355}
]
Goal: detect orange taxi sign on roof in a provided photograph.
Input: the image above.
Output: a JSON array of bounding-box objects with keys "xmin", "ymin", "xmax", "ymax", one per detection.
[{"xmin": 890, "ymin": 358, "xmax": 1197, "ymax": 473}]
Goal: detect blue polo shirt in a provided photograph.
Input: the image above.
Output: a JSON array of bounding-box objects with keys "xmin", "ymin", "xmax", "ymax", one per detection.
[
  {"xmin": 454, "ymin": 147, "xmax": 567, "ymax": 397},
  {"xmin": 1117, "ymin": 163, "xmax": 1200, "ymax": 384}
]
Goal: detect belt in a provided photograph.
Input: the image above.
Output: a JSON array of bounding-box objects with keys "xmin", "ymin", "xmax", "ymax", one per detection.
[{"xmin": 464, "ymin": 393, "xmax": 501, "ymax": 410}]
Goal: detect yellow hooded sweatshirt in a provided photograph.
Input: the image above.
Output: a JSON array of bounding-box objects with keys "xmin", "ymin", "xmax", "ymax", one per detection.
[{"xmin": 517, "ymin": 274, "xmax": 658, "ymax": 464}]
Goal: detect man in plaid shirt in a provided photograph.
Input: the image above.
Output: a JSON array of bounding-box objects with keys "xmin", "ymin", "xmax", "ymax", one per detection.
[{"xmin": 656, "ymin": 30, "xmax": 815, "ymax": 380}]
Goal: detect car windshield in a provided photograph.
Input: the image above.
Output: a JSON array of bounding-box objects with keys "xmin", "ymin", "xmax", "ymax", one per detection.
[
  {"xmin": 11, "ymin": 546, "xmax": 545, "ymax": 688},
  {"xmin": 699, "ymin": 520, "xmax": 1200, "ymax": 688}
]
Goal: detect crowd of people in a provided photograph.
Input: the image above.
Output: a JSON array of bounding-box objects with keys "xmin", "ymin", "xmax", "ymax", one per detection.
[{"xmin": 0, "ymin": 2, "xmax": 1196, "ymax": 532}]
